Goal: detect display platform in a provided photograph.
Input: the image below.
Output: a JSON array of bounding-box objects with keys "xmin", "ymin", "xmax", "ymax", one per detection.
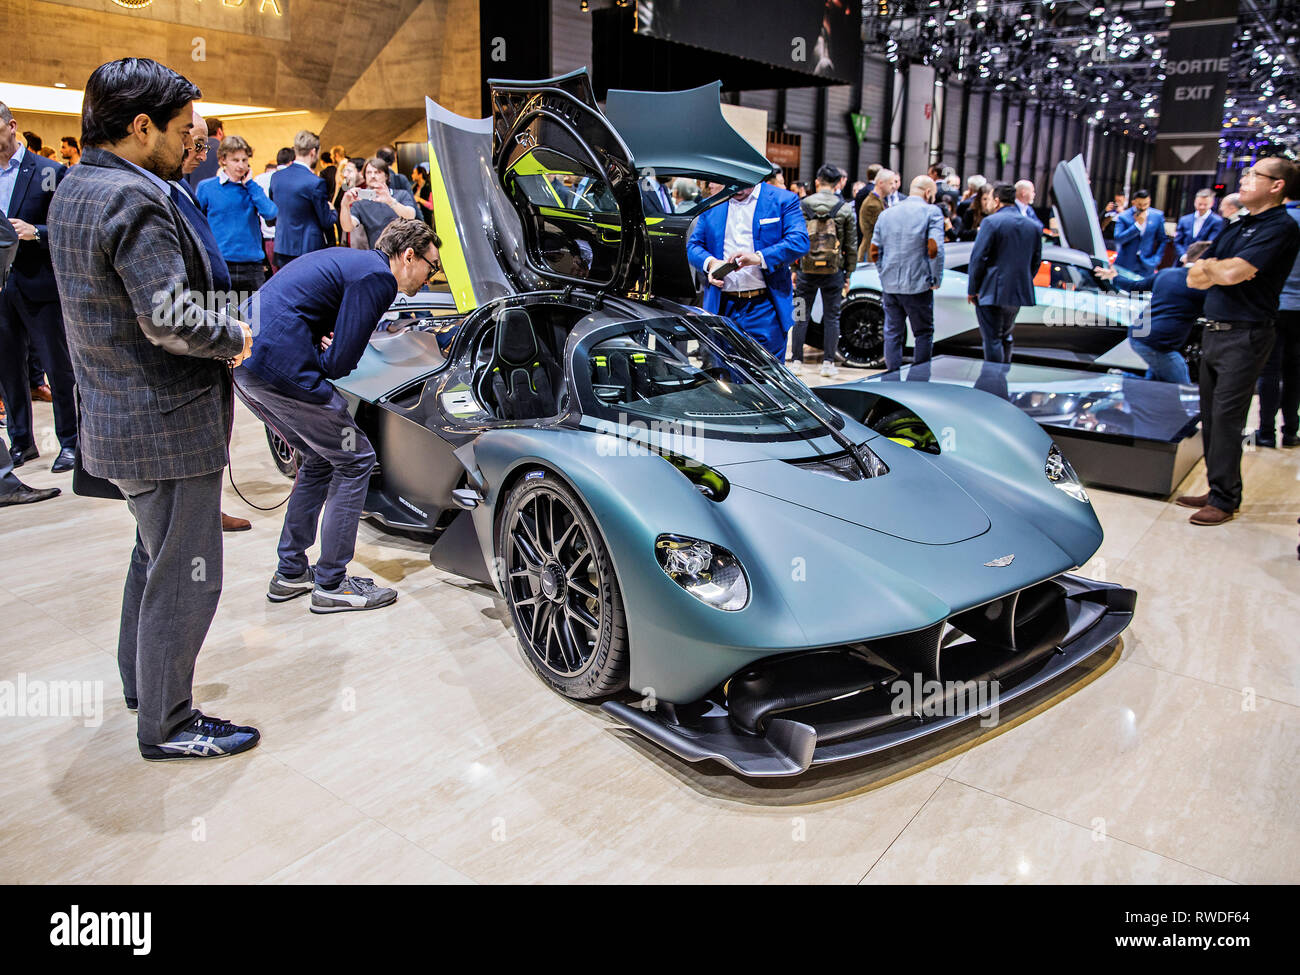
[{"xmin": 863, "ymin": 356, "xmax": 1203, "ymax": 497}]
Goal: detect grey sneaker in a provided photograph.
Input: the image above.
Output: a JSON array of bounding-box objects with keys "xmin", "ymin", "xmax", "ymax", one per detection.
[
  {"xmin": 819, "ymin": 361, "xmax": 840, "ymax": 378},
  {"xmin": 310, "ymin": 576, "xmax": 398, "ymax": 614},
  {"xmin": 268, "ymin": 566, "xmax": 315, "ymax": 602}
]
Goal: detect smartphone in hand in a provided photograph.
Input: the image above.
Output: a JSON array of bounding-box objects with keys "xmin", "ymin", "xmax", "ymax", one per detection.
[{"xmin": 710, "ymin": 260, "xmax": 738, "ymax": 281}]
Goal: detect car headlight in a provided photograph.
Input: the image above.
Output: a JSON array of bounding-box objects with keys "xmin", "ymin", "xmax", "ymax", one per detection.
[
  {"xmin": 654, "ymin": 534, "xmax": 749, "ymax": 611},
  {"xmin": 1046, "ymin": 443, "xmax": 1089, "ymax": 502}
]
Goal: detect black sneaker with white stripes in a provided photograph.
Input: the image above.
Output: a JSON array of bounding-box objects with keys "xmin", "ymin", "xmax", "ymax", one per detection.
[
  {"xmin": 139, "ymin": 712, "xmax": 260, "ymax": 761},
  {"xmin": 268, "ymin": 566, "xmax": 315, "ymax": 602},
  {"xmin": 310, "ymin": 575, "xmax": 398, "ymax": 614}
]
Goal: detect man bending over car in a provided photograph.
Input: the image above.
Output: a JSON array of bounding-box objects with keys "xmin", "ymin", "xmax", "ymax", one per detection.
[{"xmin": 235, "ymin": 219, "xmax": 441, "ymax": 613}]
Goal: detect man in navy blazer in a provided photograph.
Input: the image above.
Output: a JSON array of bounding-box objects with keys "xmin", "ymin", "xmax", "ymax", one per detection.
[
  {"xmin": 1173, "ymin": 188, "xmax": 1225, "ymax": 260},
  {"xmin": 269, "ymin": 129, "xmax": 332, "ymax": 269},
  {"xmin": 0, "ymin": 103, "xmax": 78, "ymax": 473},
  {"xmin": 1113, "ymin": 189, "xmax": 1167, "ymax": 274},
  {"xmin": 967, "ymin": 182, "xmax": 1042, "ymax": 363},
  {"xmin": 687, "ymin": 178, "xmax": 809, "ymax": 359}
]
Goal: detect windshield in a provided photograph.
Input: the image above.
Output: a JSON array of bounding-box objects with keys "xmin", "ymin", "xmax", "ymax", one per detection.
[{"xmin": 576, "ymin": 314, "xmax": 844, "ymax": 441}]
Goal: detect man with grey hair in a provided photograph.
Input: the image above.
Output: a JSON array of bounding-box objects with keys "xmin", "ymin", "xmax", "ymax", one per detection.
[
  {"xmin": 856, "ymin": 168, "xmax": 896, "ymax": 262},
  {"xmin": 1220, "ymin": 192, "xmax": 1244, "ymax": 223},
  {"xmin": 1014, "ymin": 179, "xmax": 1042, "ymax": 228},
  {"xmin": 268, "ymin": 129, "xmax": 332, "ymax": 269},
  {"xmin": 870, "ymin": 174, "xmax": 944, "ymax": 370},
  {"xmin": 957, "ymin": 174, "xmax": 987, "ymax": 225},
  {"xmin": 1174, "ymin": 188, "xmax": 1225, "ymax": 259}
]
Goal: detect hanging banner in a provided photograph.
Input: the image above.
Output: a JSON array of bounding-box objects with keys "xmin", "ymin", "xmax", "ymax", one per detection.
[
  {"xmin": 850, "ymin": 113, "xmax": 871, "ymax": 144},
  {"xmin": 1152, "ymin": 0, "xmax": 1237, "ymax": 174}
]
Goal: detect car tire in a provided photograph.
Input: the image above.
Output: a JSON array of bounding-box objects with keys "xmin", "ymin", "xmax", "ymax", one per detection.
[
  {"xmin": 497, "ymin": 473, "xmax": 629, "ymax": 699},
  {"xmin": 839, "ymin": 294, "xmax": 886, "ymax": 369},
  {"xmin": 265, "ymin": 425, "xmax": 302, "ymax": 479}
]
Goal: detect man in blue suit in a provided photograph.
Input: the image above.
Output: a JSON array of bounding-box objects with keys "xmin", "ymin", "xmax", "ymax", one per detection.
[
  {"xmin": 687, "ymin": 178, "xmax": 808, "ymax": 359},
  {"xmin": 1173, "ymin": 188, "xmax": 1225, "ymax": 260},
  {"xmin": 966, "ymin": 182, "xmax": 1042, "ymax": 363},
  {"xmin": 1113, "ymin": 189, "xmax": 1167, "ymax": 274},
  {"xmin": 0, "ymin": 103, "xmax": 78, "ymax": 473},
  {"xmin": 269, "ymin": 130, "xmax": 332, "ymax": 269}
]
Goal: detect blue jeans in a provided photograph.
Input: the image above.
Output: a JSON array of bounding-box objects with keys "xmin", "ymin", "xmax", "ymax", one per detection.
[
  {"xmin": 1129, "ymin": 337, "xmax": 1190, "ymax": 384},
  {"xmin": 882, "ymin": 290, "xmax": 935, "ymax": 371},
  {"xmin": 792, "ymin": 270, "xmax": 844, "ymax": 362},
  {"xmin": 234, "ymin": 368, "xmax": 377, "ymax": 589},
  {"xmin": 975, "ymin": 304, "xmax": 1018, "ymax": 363}
]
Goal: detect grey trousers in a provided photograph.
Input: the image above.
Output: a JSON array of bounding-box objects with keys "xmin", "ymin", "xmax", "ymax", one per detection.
[{"xmin": 111, "ymin": 471, "xmax": 224, "ymax": 744}]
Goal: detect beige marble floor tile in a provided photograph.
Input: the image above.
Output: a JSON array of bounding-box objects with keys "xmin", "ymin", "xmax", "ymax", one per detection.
[
  {"xmin": 948, "ymin": 658, "xmax": 1300, "ymax": 884},
  {"xmin": 0, "ymin": 732, "xmax": 371, "ymax": 884},
  {"xmin": 1110, "ymin": 562, "xmax": 1300, "ymax": 706},
  {"xmin": 261, "ymin": 820, "xmax": 475, "ymax": 884},
  {"xmin": 864, "ymin": 779, "xmax": 1232, "ymax": 884},
  {"xmin": 1082, "ymin": 490, "xmax": 1169, "ymax": 569},
  {"xmin": 364, "ymin": 718, "xmax": 945, "ymax": 884}
]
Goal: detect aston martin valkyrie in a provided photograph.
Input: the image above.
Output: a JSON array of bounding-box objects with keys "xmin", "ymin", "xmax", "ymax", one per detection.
[{"xmin": 260, "ymin": 72, "xmax": 1135, "ymax": 777}]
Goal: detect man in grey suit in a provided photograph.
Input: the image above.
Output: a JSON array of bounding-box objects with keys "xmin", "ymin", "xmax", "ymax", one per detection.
[{"xmin": 48, "ymin": 57, "xmax": 260, "ymax": 761}]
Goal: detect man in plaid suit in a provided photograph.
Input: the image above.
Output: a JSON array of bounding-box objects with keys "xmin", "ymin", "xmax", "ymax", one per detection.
[{"xmin": 48, "ymin": 58, "xmax": 260, "ymax": 761}]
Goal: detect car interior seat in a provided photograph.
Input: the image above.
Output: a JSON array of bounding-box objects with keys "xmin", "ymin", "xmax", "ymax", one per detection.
[{"xmin": 485, "ymin": 308, "xmax": 561, "ymax": 420}]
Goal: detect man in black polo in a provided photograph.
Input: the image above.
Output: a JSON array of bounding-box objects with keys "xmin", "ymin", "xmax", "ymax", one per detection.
[{"xmin": 1180, "ymin": 157, "xmax": 1300, "ymax": 526}]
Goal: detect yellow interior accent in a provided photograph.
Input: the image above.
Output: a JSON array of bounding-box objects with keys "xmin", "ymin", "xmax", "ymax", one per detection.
[{"xmin": 427, "ymin": 139, "xmax": 478, "ymax": 313}]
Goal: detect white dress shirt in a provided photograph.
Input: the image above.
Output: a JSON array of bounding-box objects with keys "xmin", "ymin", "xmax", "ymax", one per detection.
[
  {"xmin": 1192, "ymin": 212, "xmax": 1207, "ymax": 238},
  {"xmin": 718, "ymin": 181, "xmax": 766, "ymax": 292},
  {"xmin": 253, "ymin": 166, "xmax": 282, "ymax": 240}
]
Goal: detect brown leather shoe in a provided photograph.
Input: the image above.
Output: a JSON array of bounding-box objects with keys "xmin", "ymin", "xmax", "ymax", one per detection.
[
  {"xmin": 30, "ymin": 384, "xmax": 53, "ymax": 403},
  {"xmin": 1175, "ymin": 491, "xmax": 1209, "ymax": 508},
  {"xmin": 1189, "ymin": 505, "xmax": 1234, "ymax": 526},
  {"xmin": 221, "ymin": 512, "xmax": 252, "ymax": 532}
]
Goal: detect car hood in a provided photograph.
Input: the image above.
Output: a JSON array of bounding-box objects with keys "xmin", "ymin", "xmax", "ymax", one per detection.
[
  {"xmin": 721, "ymin": 479, "xmax": 1083, "ymax": 645},
  {"xmin": 716, "ymin": 436, "xmax": 992, "ymax": 545}
]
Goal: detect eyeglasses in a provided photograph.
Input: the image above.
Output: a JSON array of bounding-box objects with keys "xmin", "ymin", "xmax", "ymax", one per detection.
[
  {"xmin": 1242, "ymin": 167, "xmax": 1282, "ymax": 182},
  {"xmin": 188, "ymin": 140, "xmax": 209, "ymax": 158},
  {"xmin": 415, "ymin": 253, "xmax": 442, "ymax": 282}
]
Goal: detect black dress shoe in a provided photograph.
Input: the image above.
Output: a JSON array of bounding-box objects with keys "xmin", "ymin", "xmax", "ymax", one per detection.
[
  {"xmin": 0, "ymin": 483, "xmax": 61, "ymax": 507},
  {"xmin": 50, "ymin": 446, "xmax": 76, "ymax": 473},
  {"xmin": 8, "ymin": 444, "xmax": 38, "ymax": 468},
  {"xmin": 1283, "ymin": 434, "xmax": 1300, "ymax": 448}
]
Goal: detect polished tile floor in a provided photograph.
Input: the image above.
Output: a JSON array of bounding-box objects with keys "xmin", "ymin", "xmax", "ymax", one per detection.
[{"xmin": 2, "ymin": 374, "xmax": 1297, "ymax": 885}]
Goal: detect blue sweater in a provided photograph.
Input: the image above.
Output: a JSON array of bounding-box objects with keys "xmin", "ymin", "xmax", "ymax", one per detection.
[
  {"xmin": 1116, "ymin": 266, "xmax": 1205, "ymax": 353},
  {"xmin": 195, "ymin": 174, "xmax": 277, "ymax": 263},
  {"xmin": 240, "ymin": 248, "xmax": 398, "ymax": 403}
]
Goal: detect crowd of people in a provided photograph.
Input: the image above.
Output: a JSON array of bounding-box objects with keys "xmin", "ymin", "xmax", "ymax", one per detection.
[
  {"xmin": 696, "ymin": 152, "xmax": 1299, "ymax": 532},
  {"xmin": 2, "ymin": 55, "xmax": 1298, "ymax": 762},
  {"xmin": 1, "ymin": 58, "xmax": 441, "ymax": 761}
]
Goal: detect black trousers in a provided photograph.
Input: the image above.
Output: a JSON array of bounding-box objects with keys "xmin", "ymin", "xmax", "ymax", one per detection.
[
  {"xmin": 0, "ymin": 287, "xmax": 78, "ymax": 451},
  {"xmin": 1199, "ymin": 325, "xmax": 1275, "ymax": 512},
  {"xmin": 27, "ymin": 344, "xmax": 44, "ymax": 387},
  {"xmin": 1258, "ymin": 308, "xmax": 1300, "ymax": 439},
  {"xmin": 110, "ymin": 471, "xmax": 225, "ymax": 744},
  {"xmin": 226, "ymin": 260, "xmax": 266, "ymax": 299},
  {"xmin": 975, "ymin": 304, "xmax": 1018, "ymax": 363}
]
